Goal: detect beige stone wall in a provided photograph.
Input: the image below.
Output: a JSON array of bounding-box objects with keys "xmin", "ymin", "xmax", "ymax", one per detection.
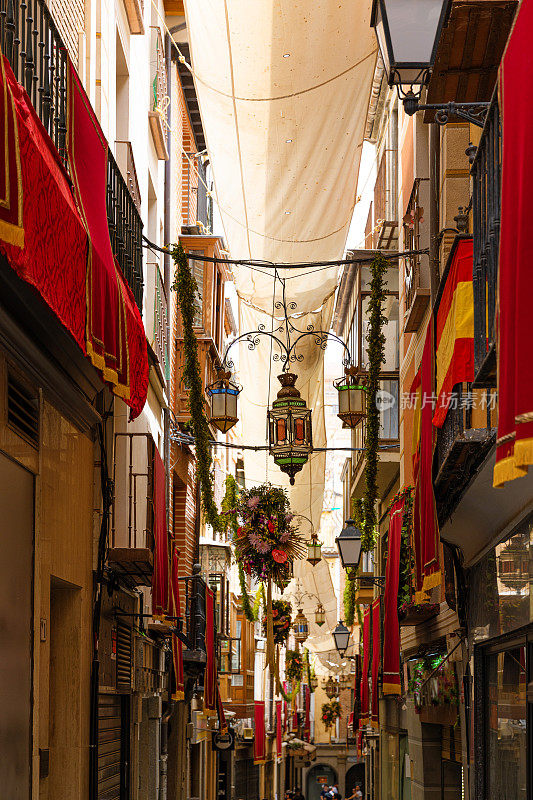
[{"xmin": 35, "ymin": 399, "xmax": 95, "ymax": 800}]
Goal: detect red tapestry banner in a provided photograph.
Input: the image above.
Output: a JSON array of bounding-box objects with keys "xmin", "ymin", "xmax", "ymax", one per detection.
[
  {"xmin": 0, "ymin": 55, "xmax": 23, "ymax": 248},
  {"xmin": 304, "ymin": 684, "xmax": 311, "ymax": 741},
  {"xmin": 66, "ymin": 64, "xmax": 148, "ymax": 419},
  {"xmin": 170, "ymin": 544, "xmax": 184, "ymax": 700},
  {"xmin": 383, "ymin": 495, "xmax": 405, "ymax": 695},
  {"xmin": 0, "ymin": 57, "xmax": 87, "ymax": 351},
  {"xmin": 371, "ymin": 598, "xmax": 380, "ymax": 728},
  {"xmin": 433, "ymin": 237, "xmax": 474, "ymax": 428},
  {"xmin": 359, "ymin": 607, "xmax": 370, "ymax": 728},
  {"xmin": 494, "ymin": 0, "xmax": 533, "ymax": 486},
  {"xmin": 413, "ymin": 319, "xmax": 441, "ymax": 598},
  {"xmin": 152, "ymin": 448, "xmax": 170, "ymax": 617},
  {"xmin": 216, "ymin": 684, "xmax": 227, "ymax": 733},
  {"xmin": 204, "ymin": 587, "xmax": 216, "ymax": 714},
  {"xmin": 276, "ymin": 700, "xmax": 282, "ymax": 756},
  {"xmin": 254, "ymin": 701, "xmax": 266, "ymax": 764}
]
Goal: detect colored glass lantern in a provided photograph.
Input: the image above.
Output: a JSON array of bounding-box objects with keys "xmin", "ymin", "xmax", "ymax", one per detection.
[
  {"xmin": 293, "ymin": 608, "xmax": 309, "ymax": 644},
  {"xmin": 306, "ymin": 531, "xmax": 322, "ymax": 566},
  {"xmin": 206, "ymin": 370, "xmax": 241, "ymax": 433},
  {"xmin": 334, "ymin": 368, "xmax": 367, "ymax": 429},
  {"xmin": 268, "ymin": 373, "xmax": 312, "ymax": 485},
  {"xmin": 314, "ymin": 602, "xmax": 326, "ymax": 627}
]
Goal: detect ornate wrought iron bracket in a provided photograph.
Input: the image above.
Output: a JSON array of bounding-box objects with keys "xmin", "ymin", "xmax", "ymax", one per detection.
[
  {"xmin": 401, "ymin": 88, "xmax": 490, "ymax": 128},
  {"xmin": 221, "ymin": 271, "xmax": 353, "ymax": 372}
]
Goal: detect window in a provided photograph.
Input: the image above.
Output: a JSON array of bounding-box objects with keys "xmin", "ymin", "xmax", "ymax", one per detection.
[
  {"xmin": 232, "ymin": 621, "xmax": 242, "ymax": 672},
  {"xmin": 484, "ymin": 644, "xmax": 527, "ymax": 800}
]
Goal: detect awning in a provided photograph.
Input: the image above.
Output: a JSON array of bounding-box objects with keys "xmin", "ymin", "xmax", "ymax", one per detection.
[{"xmin": 183, "ymin": 2, "xmax": 376, "ymax": 641}]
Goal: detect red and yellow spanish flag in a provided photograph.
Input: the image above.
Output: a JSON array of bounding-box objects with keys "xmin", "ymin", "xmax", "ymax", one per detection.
[
  {"xmin": 412, "ymin": 320, "xmax": 441, "ymax": 598},
  {"xmin": 433, "ymin": 237, "xmax": 474, "ymax": 428},
  {"xmin": 494, "ymin": 0, "xmax": 533, "ymax": 487}
]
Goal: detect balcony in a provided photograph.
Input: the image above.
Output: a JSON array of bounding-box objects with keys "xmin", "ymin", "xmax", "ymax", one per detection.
[
  {"xmin": 472, "ymin": 93, "xmax": 501, "ymax": 387},
  {"xmin": 148, "ymin": 27, "xmax": 169, "ymax": 161},
  {"xmin": 434, "ymin": 382, "xmax": 496, "ymax": 525},
  {"xmin": 0, "ymin": 0, "xmax": 144, "ymax": 310},
  {"xmin": 403, "ymin": 179, "xmax": 430, "ymax": 333},
  {"xmin": 108, "ymin": 433, "xmax": 155, "ymax": 586},
  {"xmin": 178, "ymin": 569, "xmax": 209, "ymax": 677},
  {"xmin": 133, "ymin": 633, "xmax": 168, "ymax": 694},
  {"xmin": 115, "ymin": 141, "xmax": 141, "ymax": 214},
  {"xmin": 373, "ymin": 138, "xmax": 398, "ymax": 250}
]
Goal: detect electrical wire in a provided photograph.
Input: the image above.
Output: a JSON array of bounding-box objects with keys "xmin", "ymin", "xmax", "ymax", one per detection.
[{"xmin": 142, "ymin": 234, "xmax": 428, "ymax": 269}]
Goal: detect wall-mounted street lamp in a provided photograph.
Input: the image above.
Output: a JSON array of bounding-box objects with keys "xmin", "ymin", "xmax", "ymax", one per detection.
[
  {"xmin": 370, "ymin": 0, "xmax": 489, "ymax": 127},
  {"xmin": 335, "ymin": 519, "xmax": 363, "ymax": 573},
  {"xmin": 332, "ymin": 621, "xmax": 351, "ymax": 658}
]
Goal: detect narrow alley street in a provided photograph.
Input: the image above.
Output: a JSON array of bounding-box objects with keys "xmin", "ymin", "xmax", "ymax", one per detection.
[{"xmin": 0, "ymin": 1, "xmax": 530, "ymax": 799}]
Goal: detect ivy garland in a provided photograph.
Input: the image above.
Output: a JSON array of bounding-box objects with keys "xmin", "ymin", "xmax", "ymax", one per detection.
[
  {"xmin": 397, "ymin": 487, "xmax": 415, "ymax": 609},
  {"xmin": 361, "ymin": 253, "xmax": 388, "ymax": 552},
  {"xmin": 343, "ymin": 577, "xmax": 356, "ymax": 627},
  {"xmin": 171, "ymin": 243, "xmax": 222, "ymax": 532}
]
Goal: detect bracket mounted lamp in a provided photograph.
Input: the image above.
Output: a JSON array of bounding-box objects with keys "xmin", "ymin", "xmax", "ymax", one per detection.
[
  {"xmin": 206, "ymin": 369, "xmax": 242, "ymax": 433},
  {"xmin": 370, "ymin": 0, "xmax": 489, "ymax": 127},
  {"xmin": 268, "ymin": 373, "xmax": 313, "ymax": 485},
  {"xmin": 335, "ymin": 519, "xmax": 363, "ymax": 573},
  {"xmin": 332, "ymin": 620, "xmax": 351, "ymax": 658}
]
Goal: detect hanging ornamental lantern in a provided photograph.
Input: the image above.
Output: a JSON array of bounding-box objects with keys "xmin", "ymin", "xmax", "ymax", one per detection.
[
  {"xmin": 339, "ymin": 673, "xmax": 351, "ymax": 690},
  {"xmin": 293, "ymin": 608, "xmax": 309, "ymax": 644},
  {"xmin": 310, "ymin": 674, "xmax": 318, "ymax": 690},
  {"xmin": 325, "ymin": 676, "xmax": 337, "ymax": 700},
  {"xmin": 268, "ymin": 373, "xmax": 312, "ymax": 485},
  {"xmin": 314, "ymin": 602, "xmax": 326, "ymax": 627},
  {"xmin": 334, "ymin": 366, "xmax": 367, "ymax": 429},
  {"xmin": 306, "ymin": 531, "xmax": 322, "ymax": 566},
  {"xmin": 206, "ymin": 369, "xmax": 241, "ymax": 433}
]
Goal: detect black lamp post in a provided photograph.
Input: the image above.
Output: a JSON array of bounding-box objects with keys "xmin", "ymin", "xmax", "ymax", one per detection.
[
  {"xmin": 335, "ymin": 520, "xmax": 363, "ymax": 573},
  {"xmin": 332, "ymin": 621, "xmax": 351, "ymax": 658},
  {"xmin": 370, "ymin": 0, "xmax": 489, "ymax": 127}
]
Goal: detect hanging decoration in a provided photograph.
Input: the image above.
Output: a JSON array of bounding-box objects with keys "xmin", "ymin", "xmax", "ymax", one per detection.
[
  {"xmin": 334, "ymin": 366, "xmax": 368, "ymax": 428},
  {"xmin": 321, "ymin": 700, "xmax": 342, "ymax": 730},
  {"xmin": 214, "ymin": 270, "xmax": 353, "ymax": 485},
  {"xmin": 408, "ymin": 657, "xmax": 458, "ymax": 717},
  {"xmin": 286, "ymin": 650, "xmax": 304, "ymax": 682},
  {"xmin": 232, "ymin": 485, "xmax": 305, "ymax": 587},
  {"xmin": 263, "ymin": 599, "xmax": 293, "ymax": 645},
  {"xmin": 360, "ymin": 253, "xmax": 388, "ymax": 551}
]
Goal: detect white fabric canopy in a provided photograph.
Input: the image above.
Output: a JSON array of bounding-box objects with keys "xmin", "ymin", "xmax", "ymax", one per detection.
[{"xmin": 183, "ymin": 0, "xmax": 376, "ymax": 652}]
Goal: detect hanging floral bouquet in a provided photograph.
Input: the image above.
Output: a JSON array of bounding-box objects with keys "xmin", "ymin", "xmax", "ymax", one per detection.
[
  {"xmin": 321, "ymin": 700, "xmax": 342, "ymax": 730},
  {"xmin": 263, "ymin": 599, "xmax": 293, "ymax": 645},
  {"xmin": 286, "ymin": 650, "xmax": 303, "ymax": 682},
  {"xmin": 232, "ymin": 484, "xmax": 306, "ymax": 587}
]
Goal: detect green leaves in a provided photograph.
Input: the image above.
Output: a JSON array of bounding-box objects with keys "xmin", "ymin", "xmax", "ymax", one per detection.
[
  {"xmin": 172, "ymin": 243, "xmax": 223, "ymax": 532},
  {"xmin": 361, "ymin": 253, "xmax": 388, "ymax": 552}
]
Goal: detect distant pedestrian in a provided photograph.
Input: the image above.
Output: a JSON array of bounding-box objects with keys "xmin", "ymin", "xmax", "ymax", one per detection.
[{"xmin": 293, "ymin": 787, "xmax": 304, "ymax": 800}]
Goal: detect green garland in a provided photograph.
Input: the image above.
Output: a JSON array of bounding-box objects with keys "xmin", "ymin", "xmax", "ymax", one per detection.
[
  {"xmin": 397, "ymin": 487, "xmax": 415, "ymax": 609},
  {"xmin": 355, "ymin": 602, "xmax": 363, "ymax": 628},
  {"xmin": 344, "ymin": 576, "xmax": 356, "ymax": 626},
  {"xmin": 361, "ymin": 254, "xmax": 388, "ymax": 551},
  {"xmin": 171, "ymin": 243, "xmax": 222, "ymax": 531}
]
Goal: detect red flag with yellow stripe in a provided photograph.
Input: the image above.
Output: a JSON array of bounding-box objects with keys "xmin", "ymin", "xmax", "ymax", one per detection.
[{"xmin": 433, "ymin": 237, "xmax": 474, "ymax": 428}]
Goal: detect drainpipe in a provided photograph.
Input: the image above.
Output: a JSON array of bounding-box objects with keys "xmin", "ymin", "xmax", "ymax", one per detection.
[
  {"xmin": 429, "ymin": 122, "xmax": 441, "ymax": 304},
  {"xmin": 163, "ymin": 32, "xmax": 173, "ymax": 529},
  {"xmin": 159, "ymin": 702, "xmax": 174, "ymax": 800}
]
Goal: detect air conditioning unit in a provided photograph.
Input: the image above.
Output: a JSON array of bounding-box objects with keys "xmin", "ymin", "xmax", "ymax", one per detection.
[{"xmin": 242, "ymin": 727, "xmax": 254, "ymax": 741}]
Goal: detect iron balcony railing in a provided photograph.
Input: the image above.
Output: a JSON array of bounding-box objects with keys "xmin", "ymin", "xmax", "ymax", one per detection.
[
  {"xmin": 471, "ymin": 92, "xmax": 501, "ymax": 386},
  {"xmin": 153, "ymin": 263, "xmax": 169, "ymax": 378},
  {"xmin": 111, "ymin": 432, "xmax": 154, "ymax": 550},
  {"xmin": 0, "ymin": 0, "xmax": 144, "ymax": 310}
]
